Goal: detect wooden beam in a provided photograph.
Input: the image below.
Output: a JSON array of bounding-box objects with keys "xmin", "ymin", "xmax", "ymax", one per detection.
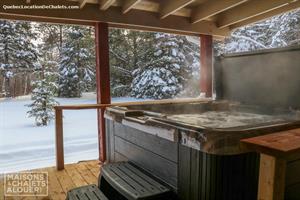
[
  {"xmin": 95, "ymin": 22, "xmax": 110, "ymax": 162},
  {"xmin": 99, "ymin": 0, "xmax": 115, "ymax": 10},
  {"xmin": 230, "ymin": 1, "xmax": 300, "ymax": 30},
  {"xmin": 217, "ymin": 0, "xmax": 294, "ymax": 28},
  {"xmin": 257, "ymin": 154, "xmax": 286, "ymax": 200},
  {"xmin": 79, "ymin": 0, "xmax": 89, "ymax": 9},
  {"xmin": 160, "ymin": 0, "xmax": 194, "ymax": 19},
  {"xmin": 200, "ymin": 35, "xmax": 213, "ymax": 98},
  {"xmin": 53, "ymin": 98, "xmax": 211, "ymax": 110},
  {"xmin": 26, "ymin": 0, "xmax": 31, "ymax": 3},
  {"xmin": 191, "ymin": 0, "xmax": 247, "ymax": 24},
  {"xmin": 122, "ymin": 0, "xmax": 141, "ymax": 14},
  {"xmin": 55, "ymin": 108, "xmax": 64, "ymax": 170},
  {"xmin": 0, "ymin": 0, "xmax": 229, "ymax": 36}
]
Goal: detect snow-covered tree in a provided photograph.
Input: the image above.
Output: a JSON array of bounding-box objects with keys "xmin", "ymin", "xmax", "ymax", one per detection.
[
  {"xmin": 131, "ymin": 33, "xmax": 199, "ymax": 99},
  {"xmin": 0, "ymin": 20, "xmax": 40, "ymax": 97},
  {"xmin": 109, "ymin": 29, "xmax": 154, "ymax": 97},
  {"xmin": 27, "ymin": 67, "xmax": 59, "ymax": 126},
  {"xmin": 216, "ymin": 9, "xmax": 300, "ymax": 55},
  {"xmin": 57, "ymin": 26, "xmax": 95, "ymax": 97}
]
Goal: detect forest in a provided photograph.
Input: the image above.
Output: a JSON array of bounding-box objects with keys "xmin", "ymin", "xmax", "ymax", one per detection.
[{"xmin": 0, "ymin": 8, "xmax": 300, "ymax": 125}]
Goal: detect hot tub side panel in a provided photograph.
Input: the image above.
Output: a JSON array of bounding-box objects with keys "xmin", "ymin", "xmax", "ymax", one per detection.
[
  {"xmin": 178, "ymin": 145, "xmax": 260, "ymax": 200},
  {"xmin": 105, "ymin": 119, "xmax": 179, "ymax": 190}
]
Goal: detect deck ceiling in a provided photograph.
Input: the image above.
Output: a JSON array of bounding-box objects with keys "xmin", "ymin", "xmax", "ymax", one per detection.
[{"xmin": 0, "ymin": 0, "xmax": 300, "ymax": 37}]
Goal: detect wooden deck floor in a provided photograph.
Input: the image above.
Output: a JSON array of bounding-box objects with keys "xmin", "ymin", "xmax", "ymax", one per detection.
[{"xmin": 0, "ymin": 160, "xmax": 101, "ymax": 200}]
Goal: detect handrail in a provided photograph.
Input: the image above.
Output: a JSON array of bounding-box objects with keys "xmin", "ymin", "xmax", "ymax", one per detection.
[
  {"xmin": 54, "ymin": 98, "xmax": 211, "ymax": 170},
  {"xmin": 54, "ymin": 98, "xmax": 211, "ymax": 110}
]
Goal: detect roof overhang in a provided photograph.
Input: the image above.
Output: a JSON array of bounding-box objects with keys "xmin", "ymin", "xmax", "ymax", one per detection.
[{"xmin": 1, "ymin": 0, "xmax": 300, "ymax": 37}]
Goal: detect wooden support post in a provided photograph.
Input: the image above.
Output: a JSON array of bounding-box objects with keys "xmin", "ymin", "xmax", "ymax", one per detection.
[
  {"xmin": 95, "ymin": 22, "xmax": 111, "ymax": 163},
  {"xmin": 55, "ymin": 108, "xmax": 64, "ymax": 170},
  {"xmin": 200, "ymin": 34, "xmax": 213, "ymax": 98},
  {"xmin": 258, "ymin": 154, "xmax": 286, "ymax": 200}
]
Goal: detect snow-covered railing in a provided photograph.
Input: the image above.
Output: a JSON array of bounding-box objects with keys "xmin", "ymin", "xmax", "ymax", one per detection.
[{"xmin": 54, "ymin": 98, "xmax": 211, "ymax": 170}]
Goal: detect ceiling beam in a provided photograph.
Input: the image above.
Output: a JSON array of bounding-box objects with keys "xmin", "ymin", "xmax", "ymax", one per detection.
[
  {"xmin": 78, "ymin": 0, "xmax": 89, "ymax": 8},
  {"xmin": 99, "ymin": 0, "xmax": 115, "ymax": 10},
  {"xmin": 122, "ymin": 0, "xmax": 141, "ymax": 14},
  {"xmin": 160, "ymin": 0, "xmax": 194, "ymax": 19},
  {"xmin": 26, "ymin": 0, "xmax": 31, "ymax": 3},
  {"xmin": 191, "ymin": 0, "xmax": 247, "ymax": 24},
  {"xmin": 230, "ymin": 1, "xmax": 300, "ymax": 30},
  {"xmin": 0, "ymin": 0, "xmax": 229, "ymax": 37},
  {"xmin": 217, "ymin": 0, "xmax": 294, "ymax": 28}
]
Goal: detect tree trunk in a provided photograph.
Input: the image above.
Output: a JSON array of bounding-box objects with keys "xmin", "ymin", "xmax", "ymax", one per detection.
[{"xmin": 24, "ymin": 73, "xmax": 28, "ymax": 95}]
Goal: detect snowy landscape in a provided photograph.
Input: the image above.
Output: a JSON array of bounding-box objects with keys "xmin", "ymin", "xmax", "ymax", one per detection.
[
  {"xmin": 1, "ymin": 8, "xmax": 300, "ymax": 173},
  {"xmin": 0, "ymin": 93, "xmax": 139, "ymax": 173}
]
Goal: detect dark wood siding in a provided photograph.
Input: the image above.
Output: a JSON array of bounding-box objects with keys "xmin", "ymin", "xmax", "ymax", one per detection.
[{"xmin": 178, "ymin": 145, "xmax": 260, "ymax": 200}]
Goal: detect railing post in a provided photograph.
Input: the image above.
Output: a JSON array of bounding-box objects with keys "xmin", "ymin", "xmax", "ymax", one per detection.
[
  {"xmin": 200, "ymin": 34, "xmax": 213, "ymax": 98},
  {"xmin": 95, "ymin": 22, "xmax": 111, "ymax": 163},
  {"xmin": 55, "ymin": 108, "xmax": 64, "ymax": 170}
]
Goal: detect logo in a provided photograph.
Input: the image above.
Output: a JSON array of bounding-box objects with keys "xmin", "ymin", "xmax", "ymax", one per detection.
[{"xmin": 4, "ymin": 172, "xmax": 48, "ymax": 196}]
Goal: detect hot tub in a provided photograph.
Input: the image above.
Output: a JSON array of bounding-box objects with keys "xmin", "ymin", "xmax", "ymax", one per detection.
[{"xmin": 104, "ymin": 100, "xmax": 300, "ymax": 200}]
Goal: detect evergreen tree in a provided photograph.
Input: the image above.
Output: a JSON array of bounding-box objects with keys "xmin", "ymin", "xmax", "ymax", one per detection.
[
  {"xmin": 57, "ymin": 26, "xmax": 95, "ymax": 97},
  {"xmin": 27, "ymin": 66, "xmax": 59, "ymax": 126},
  {"xmin": 109, "ymin": 29, "xmax": 154, "ymax": 97},
  {"xmin": 0, "ymin": 20, "xmax": 40, "ymax": 97},
  {"xmin": 216, "ymin": 9, "xmax": 300, "ymax": 55},
  {"xmin": 131, "ymin": 33, "xmax": 199, "ymax": 99}
]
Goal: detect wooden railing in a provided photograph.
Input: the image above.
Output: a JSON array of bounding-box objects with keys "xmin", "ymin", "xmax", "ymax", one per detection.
[{"xmin": 54, "ymin": 98, "xmax": 210, "ymax": 170}]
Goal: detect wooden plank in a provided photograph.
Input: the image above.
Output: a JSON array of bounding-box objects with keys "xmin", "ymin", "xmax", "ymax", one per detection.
[
  {"xmin": 95, "ymin": 22, "xmax": 110, "ymax": 162},
  {"xmin": 0, "ymin": 176, "xmax": 4, "ymax": 200},
  {"xmin": 74, "ymin": 163, "xmax": 98, "ymax": 185},
  {"xmin": 64, "ymin": 164, "xmax": 89, "ymax": 187},
  {"xmin": 257, "ymin": 154, "xmax": 286, "ymax": 200},
  {"xmin": 79, "ymin": 0, "xmax": 89, "ymax": 9},
  {"xmin": 54, "ymin": 98, "xmax": 210, "ymax": 110},
  {"xmin": 241, "ymin": 129, "xmax": 300, "ymax": 159},
  {"xmin": 82, "ymin": 161, "xmax": 101, "ymax": 178},
  {"xmin": 200, "ymin": 35, "xmax": 213, "ymax": 97},
  {"xmin": 230, "ymin": 1, "xmax": 300, "ymax": 30},
  {"xmin": 216, "ymin": 0, "xmax": 293, "ymax": 28},
  {"xmin": 122, "ymin": 0, "xmax": 142, "ymax": 14},
  {"xmin": 160, "ymin": 0, "xmax": 194, "ymax": 19},
  {"xmin": 191, "ymin": 0, "xmax": 247, "ymax": 23},
  {"xmin": 0, "ymin": 0, "xmax": 229, "ymax": 37},
  {"xmin": 0, "ymin": 161, "xmax": 98, "ymax": 200},
  {"xmin": 99, "ymin": 0, "xmax": 116, "ymax": 10},
  {"xmin": 47, "ymin": 167, "xmax": 67, "ymax": 200},
  {"xmin": 55, "ymin": 170, "xmax": 76, "ymax": 195},
  {"xmin": 55, "ymin": 108, "xmax": 64, "ymax": 170}
]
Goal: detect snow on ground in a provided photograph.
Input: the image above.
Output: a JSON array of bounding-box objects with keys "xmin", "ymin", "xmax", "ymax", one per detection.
[{"xmin": 0, "ymin": 93, "xmax": 140, "ymax": 173}]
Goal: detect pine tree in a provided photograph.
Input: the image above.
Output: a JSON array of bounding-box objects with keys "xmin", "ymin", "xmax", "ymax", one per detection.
[
  {"xmin": 0, "ymin": 20, "xmax": 40, "ymax": 97},
  {"xmin": 216, "ymin": 9, "xmax": 300, "ymax": 55},
  {"xmin": 131, "ymin": 33, "xmax": 199, "ymax": 99},
  {"xmin": 109, "ymin": 29, "xmax": 154, "ymax": 97},
  {"xmin": 27, "ymin": 67, "xmax": 59, "ymax": 126},
  {"xmin": 57, "ymin": 26, "xmax": 95, "ymax": 98}
]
